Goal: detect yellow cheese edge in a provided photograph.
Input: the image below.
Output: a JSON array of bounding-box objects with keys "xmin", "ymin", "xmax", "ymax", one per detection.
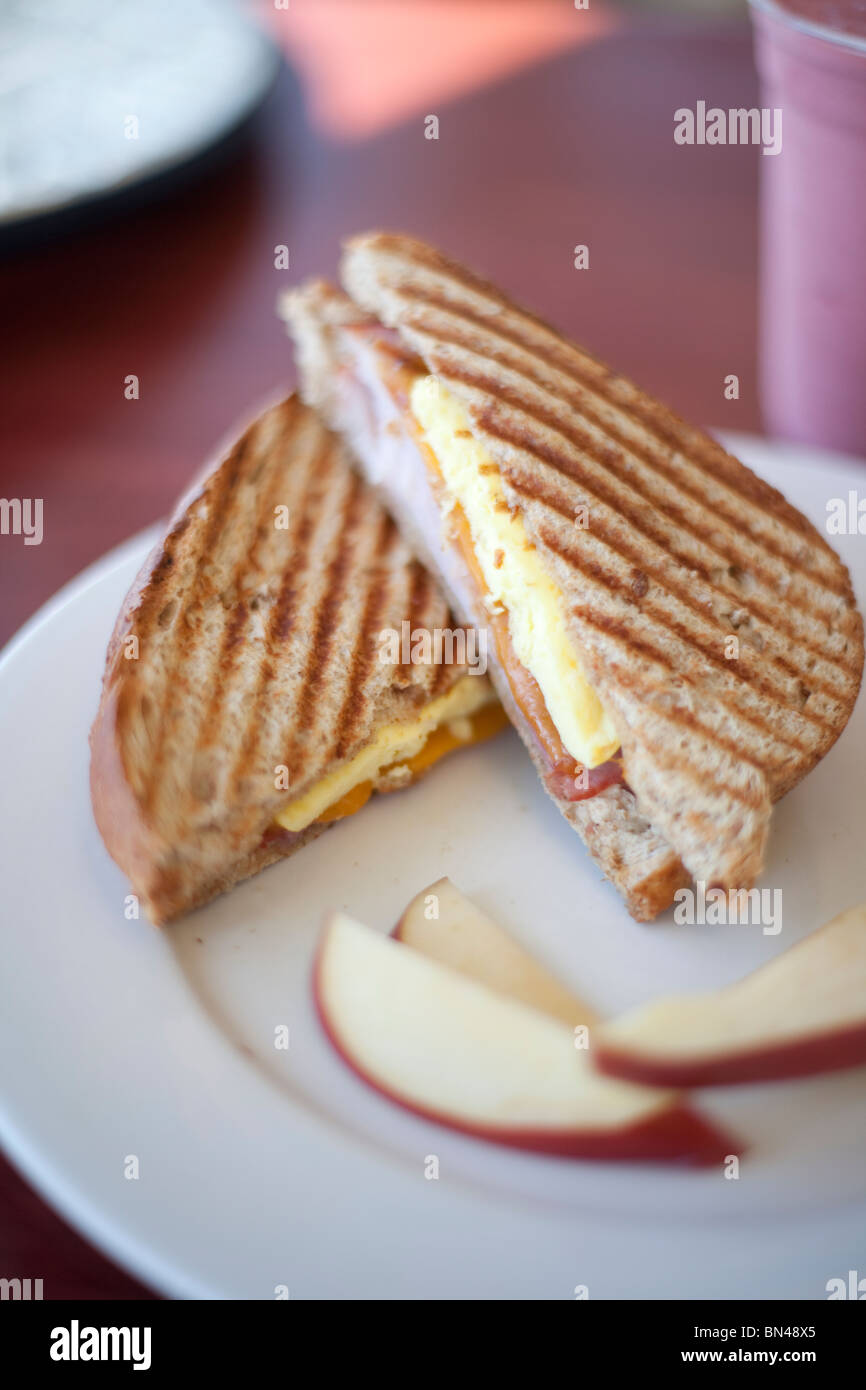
[
  {"xmin": 274, "ymin": 675, "xmax": 496, "ymax": 832},
  {"xmin": 410, "ymin": 376, "xmax": 619, "ymax": 769}
]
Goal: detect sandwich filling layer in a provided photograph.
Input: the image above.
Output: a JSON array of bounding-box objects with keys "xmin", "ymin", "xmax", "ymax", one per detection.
[
  {"xmin": 408, "ymin": 376, "xmax": 620, "ymax": 773},
  {"xmin": 274, "ymin": 675, "xmax": 503, "ymax": 832}
]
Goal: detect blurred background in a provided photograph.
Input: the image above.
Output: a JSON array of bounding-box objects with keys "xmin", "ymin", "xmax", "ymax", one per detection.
[
  {"xmin": 0, "ymin": 0, "xmax": 765, "ymax": 657},
  {"xmin": 0, "ymin": 0, "xmax": 862, "ymax": 1297}
]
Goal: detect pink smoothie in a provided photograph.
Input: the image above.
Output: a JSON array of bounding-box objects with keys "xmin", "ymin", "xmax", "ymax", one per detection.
[{"xmin": 752, "ymin": 0, "xmax": 866, "ymax": 455}]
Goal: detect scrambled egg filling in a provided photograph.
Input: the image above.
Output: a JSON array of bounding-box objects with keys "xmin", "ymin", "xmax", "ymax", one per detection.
[
  {"xmin": 274, "ymin": 675, "xmax": 497, "ymax": 832},
  {"xmin": 410, "ymin": 376, "xmax": 618, "ymax": 769}
]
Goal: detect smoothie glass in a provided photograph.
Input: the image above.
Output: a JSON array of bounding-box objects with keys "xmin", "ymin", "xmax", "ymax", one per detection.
[{"xmin": 751, "ymin": 0, "xmax": 866, "ymax": 455}]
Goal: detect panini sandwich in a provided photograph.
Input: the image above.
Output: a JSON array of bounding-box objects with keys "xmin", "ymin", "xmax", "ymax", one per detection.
[
  {"xmin": 90, "ymin": 396, "xmax": 503, "ymax": 923},
  {"xmin": 281, "ymin": 235, "xmax": 863, "ymax": 919}
]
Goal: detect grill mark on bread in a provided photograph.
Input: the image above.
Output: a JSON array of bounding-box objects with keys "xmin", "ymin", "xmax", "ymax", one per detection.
[
  {"xmin": 190, "ymin": 408, "xmax": 326, "ymax": 810},
  {"xmin": 188, "ymin": 424, "xmax": 305, "ymax": 775},
  {"xmin": 282, "ymin": 469, "xmax": 365, "ymax": 775},
  {"xmin": 433, "ymin": 359, "xmax": 859, "ymax": 659},
  {"xmin": 388, "ymin": 273, "xmax": 832, "ymax": 559},
  {"xmin": 503, "ymin": 471, "xmax": 848, "ymax": 724},
  {"xmin": 431, "ymin": 646, "xmax": 456, "ymax": 698},
  {"xmin": 227, "ymin": 427, "xmax": 334, "ymax": 795},
  {"xmin": 483, "ymin": 416, "xmax": 857, "ymax": 673},
  {"xmin": 624, "ymin": 729, "xmax": 768, "ymax": 813},
  {"xmin": 406, "ymin": 560, "xmax": 460, "ymax": 700},
  {"xmin": 203, "ymin": 423, "xmax": 350, "ymax": 805},
  {"xmin": 501, "ymin": 439, "xmax": 859, "ymax": 700},
  {"xmin": 482, "ymin": 397, "xmax": 859, "ymax": 665},
  {"xmin": 350, "ymin": 234, "xmax": 517, "ymax": 312},
  {"xmin": 556, "ymin": 615, "xmax": 769, "ymax": 807},
  {"xmin": 404, "ymin": 559, "xmax": 432, "ymax": 692},
  {"xmin": 137, "ymin": 425, "xmax": 256, "ymax": 811},
  {"xmin": 418, "ymin": 337, "xmax": 850, "ymax": 609},
  {"xmin": 238, "ymin": 413, "xmax": 312, "ymax": 598},
  {"xmin": 332, "ymin": 511, "xmax": 402, "ymax": 762},
  {"xmin": 533, "ymin": 522, "xmax": 816, "ymax": 769}
]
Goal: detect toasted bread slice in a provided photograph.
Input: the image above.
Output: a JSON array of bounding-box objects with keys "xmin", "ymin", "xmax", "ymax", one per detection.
[
  {"xmin": 90, "ymin": 396, "xmax": 498, "ymax": 923},
  {"xmin": 283, "ymin": 241, "xmax": 863, "ymax": 910},
  {"xmin": 283, "ymin": 283, "xmax": 689, "ymax": 918}
]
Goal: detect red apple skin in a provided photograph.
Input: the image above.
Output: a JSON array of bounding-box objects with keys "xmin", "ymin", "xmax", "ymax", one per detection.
[
  {"xmin": 312, "ymin": 946, "xmax": 741, "ymax": 1167},
  {"xmin": 595, "ymin": 1023, "xmax": 866, "ymax": 1089}
]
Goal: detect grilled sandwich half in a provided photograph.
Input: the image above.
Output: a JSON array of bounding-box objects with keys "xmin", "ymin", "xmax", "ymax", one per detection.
[
  {"xmin": 280, "ymin": 235, "xmax": 863, "ymax": 920},
  {"xmin": 90, "ymin": 395, "xmax": 504, "ymax": 923}
]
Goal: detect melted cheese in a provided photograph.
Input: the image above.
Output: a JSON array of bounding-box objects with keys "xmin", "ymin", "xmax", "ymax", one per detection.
[
  {"xmin": 274, "ymin": 675, "xmax": 498, "ymax": 832},
  {"xmin": 410, "ymin": 376, "xmax": 619, "ymax": 770}
]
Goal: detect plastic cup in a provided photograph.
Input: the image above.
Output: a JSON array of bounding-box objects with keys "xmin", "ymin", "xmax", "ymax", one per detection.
[{"xmin": 751, "ymin": 0, "xmax": 866, "ymax": 455}]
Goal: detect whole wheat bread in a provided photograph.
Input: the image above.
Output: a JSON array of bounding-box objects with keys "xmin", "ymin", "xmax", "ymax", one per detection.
[{"xmin": 91, "ymin": 395, "xmax": 483, "ymax": 923}]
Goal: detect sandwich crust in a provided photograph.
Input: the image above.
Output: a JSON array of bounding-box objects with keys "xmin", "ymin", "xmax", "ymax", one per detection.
[
  {"xmin": 90, "ymin": 396, "xmax": 478, "ymax": 923},
  {"xmin": 336, "ymin": 233, "xmax": 863, "ymax": 894}
]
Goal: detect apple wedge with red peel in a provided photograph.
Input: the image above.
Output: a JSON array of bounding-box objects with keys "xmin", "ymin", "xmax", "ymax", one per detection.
[
  {"xmin": 595, "ymin": 903, "xmax": 866, "ymax": 1088},
  {"xmin": 394, "ymin": 877, "xmax": 596, "ymax": 1028},
  {"xmin": 315, "ymin": 913, "xmax": 739, "ymax": 1164}
]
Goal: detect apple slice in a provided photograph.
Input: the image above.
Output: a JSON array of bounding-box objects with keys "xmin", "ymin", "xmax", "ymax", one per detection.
[
  {"xmin": 595, "ymin": 903, "xmax": 866, "ymax": 1087},
  {"xmin": 395, "ymin": 877, "xmax": 596, "ymax": 1028},
  {"xmin": 315, "ymin": 913, "xmax": 739, "ymax": 1164}
]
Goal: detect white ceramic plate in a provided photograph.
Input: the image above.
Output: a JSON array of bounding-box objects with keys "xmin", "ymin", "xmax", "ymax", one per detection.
[
  {"xmin": 1, "ymin": 435, "xmax": 865, "ymax": 1300},
  {"xmin": 0, "ymin": 0, "xmax": 279, "ymax": 227}
]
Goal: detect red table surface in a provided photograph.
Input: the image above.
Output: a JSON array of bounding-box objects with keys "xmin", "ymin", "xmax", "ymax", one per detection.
[{"xmin": 0, "ymin": 18, "xmax": 761, "ymax": 1298}]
